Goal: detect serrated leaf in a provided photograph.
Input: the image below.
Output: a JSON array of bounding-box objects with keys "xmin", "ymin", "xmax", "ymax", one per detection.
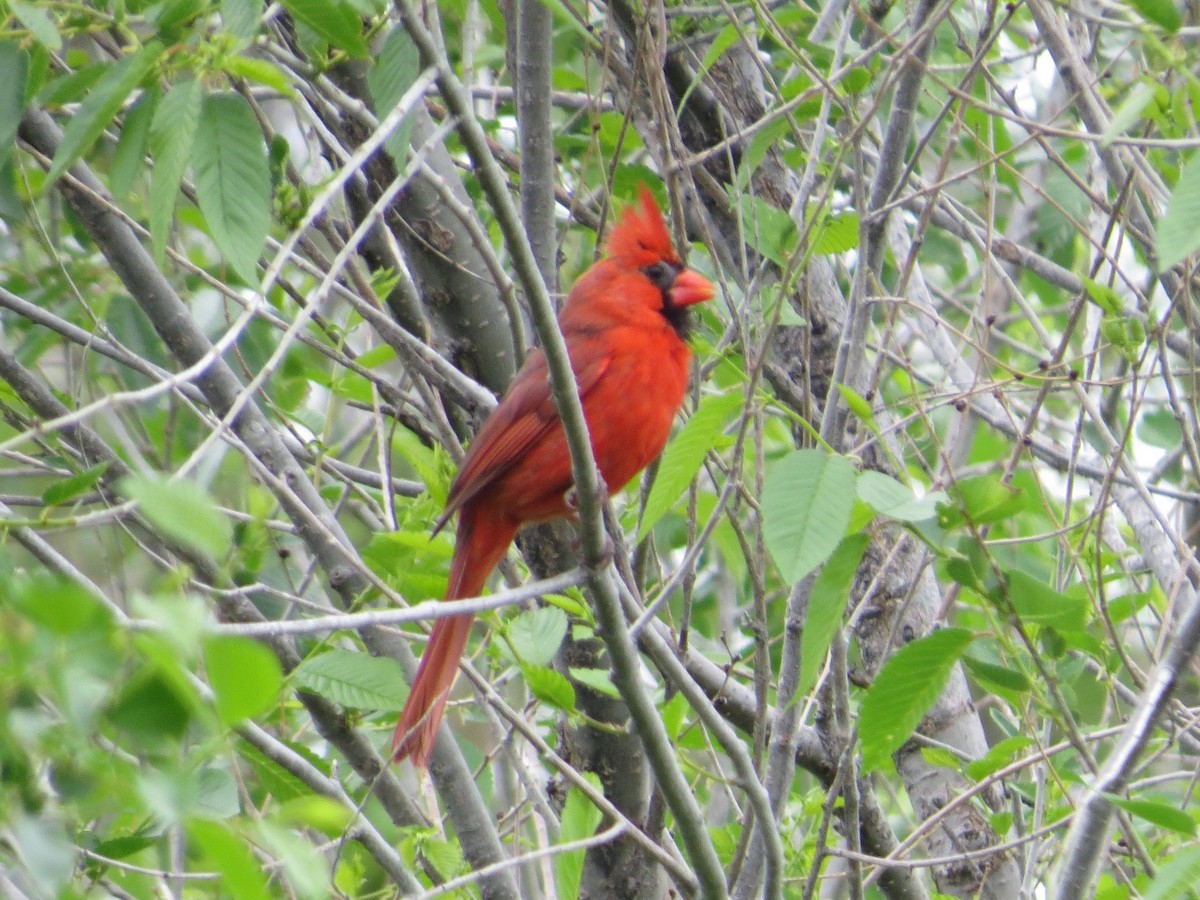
[
  {"xmin": 221, "ymin": 0, "xmax": 260, "ymax": 41},
  {"xmin": 507, "ymin": 607, "xmax": 568, "ymax": 667},
  {"xmin": 110, "ymin": 87, "xmax": 157, "ymax": 200},
  {"xmin": 860, "ymin": 628, "xmax": 974, "ymax": 771},
  {"xmin": 798, "ymin": 533, "xmax": 868, "ymax": 699},
  {"xmin": 524, "ymin": 663, "xmax": 575, "ymax": 712},
  {"xmin": 966, "ymin": 735, "xmax": 1035, "ymax": 781},
  {"xmin": 280, "ymin": 0, "xmax": 368, "ymax": 58},
  {"xmin": 763, "ymin": 449, "xmax": 857, "ymax": 583},
  {"xmin": 367, "ymin": 25, "xmax": 419, "ymax": 163},
  {"xmin": 857, "ymin": 470, "xmax": 941, "ymax": 522},
  {"xmin": 1128, "ymin": 0, "xmax": 1181, "ymax": 32},
  {"xmin": 1105, "ymin": 794, "xmax": 1195, "ymax": 836},
  {"xmin": 293, "ymin": 649, "xmax": 407, "ymax": 711},
  {"xmin": 193, "ymin": 93, "xmax": 270, "ymax": 286},
  {"xmin": 421, "ymin": 837, "xmax": 465, "ymax": 880},
  {"xmin": 46, "ymin": 42, "xmax": 164, "ymax": 186},
  {"xmin": 203, "ymin": 635, "xmax": 283, "ymax": 725},
  {"xmin": 1157, "ymin": 153, "xmax": 1200, "ymax": 270},
  {"xmin": 810, "ymin": 210, "xmax": 860, "ymax": 255},
  {"xmin": 639, "ymin": 392, "xmax": 740, "ymax": 538},
  {"xmin": 1001, "ymin": 570, "xmax": 1090, "ymax": 631},
  {"xmin": 569, "ymin": 667, "xmax": 620, "ymax": 698},
  {"xmin": 149, "ymin": 79, "xmax": 201, "ymax": 265},
  {"xmin": 42, "ymin": 461, "xmax": 109, "ymax": 506},
  {"xmin": 941, "ymin": 475, "xmax": 1023, "ymax": 526},
  {"xmin": 1144, "ymin": 846, "xmax": 1200, "ymax": 900},
  {"xmin": 121, "ymin": 473, "xmax": 233, "ymax": 562},
  {"xmin": 737, "ymin": 194, "xmax": 799, "ymax": 267}
]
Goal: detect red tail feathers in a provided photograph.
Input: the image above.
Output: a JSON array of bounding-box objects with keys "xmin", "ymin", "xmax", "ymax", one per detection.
[{"xmin": 391, "ymin": 507, "xmax": 517, "ymax": 767}]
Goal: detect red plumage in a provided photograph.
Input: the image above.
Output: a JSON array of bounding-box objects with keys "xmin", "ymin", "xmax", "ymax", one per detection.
[{"xmin": 392, "ymin": 186, "xmax": 715, "ymax": 767}]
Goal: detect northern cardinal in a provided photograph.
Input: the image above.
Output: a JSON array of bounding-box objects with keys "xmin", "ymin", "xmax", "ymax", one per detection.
[{"xmin": 392, "ymin": 186, "xmax": 716, "ymax": 767}]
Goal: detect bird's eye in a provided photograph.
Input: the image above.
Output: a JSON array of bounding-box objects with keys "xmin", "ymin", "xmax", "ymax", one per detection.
[{"xmin": 642, "ymin": 261, "xmax": 678, "ymax": 290}]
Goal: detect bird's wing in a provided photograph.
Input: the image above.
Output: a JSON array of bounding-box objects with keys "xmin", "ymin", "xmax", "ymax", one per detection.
[{"xmin": 434, "ymin": 338, "xmax": 613, "ymax": 531}]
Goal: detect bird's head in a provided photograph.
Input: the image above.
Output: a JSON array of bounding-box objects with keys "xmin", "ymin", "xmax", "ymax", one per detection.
[{"xmin": 601, "ymin": 185, "xmax": 716, "ymax": 335}]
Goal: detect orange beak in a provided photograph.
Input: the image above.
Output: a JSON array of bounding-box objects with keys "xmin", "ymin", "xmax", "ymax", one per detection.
[{"xmin": 669, "ymin": 269, "xmax": 716, "ymax": 308}]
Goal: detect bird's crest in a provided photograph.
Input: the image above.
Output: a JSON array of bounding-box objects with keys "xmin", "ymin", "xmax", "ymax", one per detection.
[{"xmin": 605, "ymin": 185, "xmax": 680, "ymax": 267}]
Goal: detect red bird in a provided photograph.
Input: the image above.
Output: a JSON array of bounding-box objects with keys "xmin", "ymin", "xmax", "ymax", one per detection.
[{"xmin": 392, "ymin": 186, "xmax": 716, "ymax": 767}]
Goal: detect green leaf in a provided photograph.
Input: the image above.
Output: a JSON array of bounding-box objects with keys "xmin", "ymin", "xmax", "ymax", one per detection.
[
  {"xmin": 1000, "ymin": 570, "xmax": 1090, "ymax": 631},
  {"xmin": 280, "ymin": 0, "xmax": 368, "ymax": 58},
  {"xmin": 940, "ymin": 475, "xmax": 1023, "ymax": 527},
  {"xmin": 254, "ymin": 820, "xmax": 330, "ymax": 898},
  {"xmin": 857, "ymin": 470, "xmax": 941, "ymax": 522},
  {"xmin": 109, "ymin": 86, "xmax": 157, "ymax": 200},
  {"xmin": 523, "ymin": 663, "xmax": 576, "ymax": 712},
  {"xmin": 966, "ymin": 735, "xmax": 1035, "ymax": 781},
  {"xmin": 1144, "ymin": 846, "xmax": 1200, "ymax": 900},
  {"xmin": 221, "ymin": 55, "xmax": 293, "ymax": 96},
  {"xmin": 1157, "ymin": 153, "xmax": 1200, "ymax": 270},
  {"xmin": 293, "ymin": 649, "xmax": 408, "ymax": 711},
  {"xmin": 557, "ymin": 776, "xmax": 604, "ymax": 900},
  {"xmin": 0, "ymin": 44, "xmax": 27, "ymax": 220},
  {"xmin": 0, "ymin": 42, "xmax": 28, "ymax": 153},
  {"xmin": 737, "ymin": 194, "xmax": 799, "ymax": 268},
  {"xmin": 121, "ymin": 473, "xmax": 233, "ymax": 562},
  {"xmin": 221, "ymin": 0, "xmax": 261, "ymax": 41},
  {"xmin": 1128, "ymin": 0, "xmax": 1181, "ymax": 32},
  {"xmin": 763, "ymin": 449, "xmax": 857, "ymax": 583},
  {"xmin": 1138, "ymin": 409, "xmax": 1183, "ymax": 451},
  {"xmin": 10, "ymin": 1, "xmax": 62, "ymax": 52},
  {"xmin": 203, "ymin": 635, "xmax": 283, "ymax": 725},
  {"xmin": 1082, "ymin": 277, "xmax": 1125, "ymax": 315},
  {"xmin": 275, "ymin": 796, "xmax": 353, "ymax": 836},
  {"xmin": 420, "ymin": 836, "xmax": 466, "ymax": 880},
  {"xmin": 46, "ymin": 42, "xmax": 164, "ymax": 186},
  {"xmin": 810, "ymin": 210, "xmax": 860, "ymax": 255},
  {"xmin": 1101, "ymin": 81, "xmax": 1159, "ymax": 147},
  {"xmin": 42, "ymin": 461, "xmax": 110, "ymax": 506},
  {"xmin": 1105, "ymin": 794, "xmax": 1195, "ymax": 836},
  {"xmin": 859, "ymin": 628, "xmax": 974, "ymax": 771},
  {"xmin": 189, "ymin": 820, "xmax": 272, "ymax": 900},
  {"xmin": 194, "ymin": 767, "xmax": 240, "ymax": 819},
  {"xmin": 835, "ymin": 384, "xmax": 874, "ymax": 428},
  {"xmin": 639, "ymin": 392, "xmax": 740, "ymax": 538},
  {"xmin": 367, "ymin": 25, "xmax": 419, "ymax": 163},
  {"xmin": 506, "ymin": 607, "xmax": 568, "ymax": 667},
  {"xmin": 735, "ymin": 115, "xmax": 792, "ymax": 190},
  {"xmin": 193, "ymin": 93, "xmax": 271, "ymax": 286},
  {"xmin": 109, "ymin": 670, "xmax": 193, "ymax": 742},
  {"xmin": 798, "ymin": 533, "xmax": 868, "ymax": 699},
  {"xmin": 569, "ymin": 667, "xmax": 620, "ymax": 698},
  {"xmin": 12, "ymin": 572, "xmax": 112, "ymax": 635},
  {"xmin": 149, "ymin": 80, "xmax": 202, "ymax": 263},
  {"xmin": 962, "ymin": 655, "xmax": 1032, "ymax": 695}
]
